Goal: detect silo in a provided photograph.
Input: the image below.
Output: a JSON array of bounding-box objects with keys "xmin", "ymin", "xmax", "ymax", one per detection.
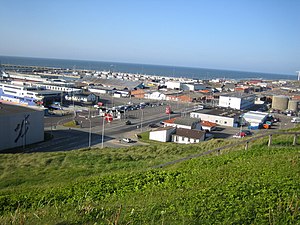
[
  {"xmin": 272, "ymin": 95, "xmax": 289, "ymax": 111},
  {"xmin": 288, "ymin": 100, "xmax": 299, "ymax": 112}
]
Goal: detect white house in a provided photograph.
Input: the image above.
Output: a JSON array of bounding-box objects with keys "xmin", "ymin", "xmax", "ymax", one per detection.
[
  {"xmin": 164, "ymin": 117, "xmax": 202, "ymax": 130},
  {"xmin": 145, "ymin": 91, "xmax": 167, "ymax": 100},
  {"xmin": 172, "ymin": 128, "xmax": 206, "ymax": 144},
  {"xmin": 200, "ymin": 121, "xmax": 217, "ymax": 132},
  {"xmin": 65, "ymin": 93, "xmax": 97, "ymax": 103},
  {"xmin": 149, "ymin": 127, "xmax": 176, "ymax": 142}
]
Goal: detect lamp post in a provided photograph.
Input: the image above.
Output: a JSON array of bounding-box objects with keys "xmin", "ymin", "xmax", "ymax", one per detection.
[
  {"xmin": 101, "ymin": 116, "xmax": 105, "ymax": 149},
  {"xmin": 140, "ymin": 109, "xmax": 144, "ymax": 132},
  {"xmin": 85, "ymin": 117, "xmax": 92, "ymax": 148}
]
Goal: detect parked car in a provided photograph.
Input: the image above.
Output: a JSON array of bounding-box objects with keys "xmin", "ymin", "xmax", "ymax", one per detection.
[
  {"xmin": 291, "ymin": 117, "xmax": 300, "ymax": 123},
  {"xmin": 241, "ymin": 130, "xmax": 252, "ymax": 135},
  {"xmin": 148, "ymin": 123, "xmax": 159, "ymax": 128},
  {"xmin": 125, "ymin": 120, "xmax": 132, "ymax": 125},
  {"xmin": 122, "ymin": 138, "xmax": 133, "ymax": 143},
  {"xmin": 233, "ymin": 132, "xmax": 246, "ymax": 138}
]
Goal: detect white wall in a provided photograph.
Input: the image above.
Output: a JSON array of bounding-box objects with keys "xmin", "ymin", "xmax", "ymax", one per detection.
[
  {"xmin": 166, "ymin": 81, "xmax": 181, "ymax": 90},
  {"xmin": 0, "ymin": 109, "xmax": 44, "ymax": 151},
  {"xmin": 172, "ymin": 135, "xmax": 204, "ymax": 144},
  {"xmin": 149, "ymin": 128, "xmax": 175, "ymax": 142},
  {"xmin": 190, "ymin": 112, "xmax": 235, "ymax": 127},
  {"xmin": 218, "ymin": 96, "xmax": 242, "ymax": 110}
]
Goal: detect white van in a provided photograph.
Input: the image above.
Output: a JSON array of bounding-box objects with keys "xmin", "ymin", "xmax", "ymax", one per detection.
[{"xmin": 291, "ymin": 117, "xmax": 300, "ymax": 123}]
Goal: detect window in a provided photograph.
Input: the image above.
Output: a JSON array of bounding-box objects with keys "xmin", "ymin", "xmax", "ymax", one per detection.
[
  {"xmin": 182, "ymin": 137, "xmax": 184, "ymax": 141},
  {"xmin": 215, "ymin": 120, "xmax": 218, "ymax": 123},
  {"xmin": 224, "ymin": 121, "xmax": 227, "ymax": 124}
]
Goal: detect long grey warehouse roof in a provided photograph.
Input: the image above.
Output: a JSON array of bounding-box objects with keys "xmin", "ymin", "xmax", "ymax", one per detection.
[
  {"xmin": 80, "ymin": 77, "xmax": 143, "ymax": 90},
  {"xmin": 193, "ymin": 108, "xmax": 244, "ymax": 118},
  {"xmin": 0, "ymin": 103, "xmax": 40, "ymax": 116}
]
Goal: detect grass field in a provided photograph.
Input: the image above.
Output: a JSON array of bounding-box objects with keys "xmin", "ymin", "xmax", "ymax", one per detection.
[{"xmin": 0, "ymin": 128, "xmax": 299, "ymax": 224}]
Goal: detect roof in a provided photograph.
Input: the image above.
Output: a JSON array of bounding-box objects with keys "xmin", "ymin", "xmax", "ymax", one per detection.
[
  {"xmin": 192, "ymin": 108, "xmax": 244, "ymax": 118},
  {"xmin": 163, "ymin": 117, "xmax": 177, "ymax": 124},
  {"xmin": 243, "ymin": 111, "xmax": 269, "ymax": 121},
  {"xmin": 174, "ymin": 118, "xmax": 201, "ymax": 126},
  {"xmin": 163, "ymin": 117, "xmax": 201, "ymax": 126},
  {"xmin": 34, "ymin": 90, "xmax": 62, "ymax": 95},
  {"xmin": 201, "ymin": 121, "xmax": 217, "ymax": 127},
  {"xmin": 220, "ymin": 93, "xmax": 255, "ymax": 98},
  {"xmin": 153, "ymin": 126, "xmax": 176, "ymax": 131},
  {"xmin": 173, "ymin": 128, "xmax": 206, "ymax": 139},
  {"xmin": 0, "ymin": 103, "xmax": 41, "ymax": 116},
  {"xmin": 80, "ymin": 77, "xmax": 143, "ymax": 90}
]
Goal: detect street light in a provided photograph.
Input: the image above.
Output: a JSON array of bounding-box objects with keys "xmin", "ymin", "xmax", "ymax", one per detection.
[
  {"xmin": 140, "ymin": 108, "xmax": 144, "ymax": 132},
  {"xmin": 101, "ymin": 117, "xmax": 105, "ymax": 149},
  {"xmin": 85, "ymin": 117, "xmax": 92, "ymax": 148}
]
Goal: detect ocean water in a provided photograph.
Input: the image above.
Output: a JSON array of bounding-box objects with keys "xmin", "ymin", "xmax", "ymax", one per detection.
[{"xmin": 0, "ymin": 55, "xmax": 296, "ymax": 81}]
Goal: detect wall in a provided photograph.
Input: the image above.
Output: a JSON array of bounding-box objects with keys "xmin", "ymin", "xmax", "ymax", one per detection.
[
  {"xmin": 218, "ymin": 96, "xmax": 242, "ymax": 109},
  {"xmin": 172, "ymin": 134, "xmax": 204, "ymax": 144},
  {"xmin": 149, "ymin": 128, "xmax": 175, "ymax": 142},
  {"xmin": 0, "ymin": 109, "xmax": 44, "ymax": 151},
  {"xmin": 191, "ymin": 112, "xmax": 235, "ymax": 127}
]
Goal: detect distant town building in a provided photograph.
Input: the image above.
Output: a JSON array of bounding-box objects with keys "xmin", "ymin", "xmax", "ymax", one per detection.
[{"xmin": 218, "ymin": 93, "xmax": 255, "ymax": 110}]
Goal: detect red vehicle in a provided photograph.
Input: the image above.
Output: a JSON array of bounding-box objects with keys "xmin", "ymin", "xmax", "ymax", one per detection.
[{"xmin": 233, "ymin": 132, "xmax": 246, "ymax": 138}]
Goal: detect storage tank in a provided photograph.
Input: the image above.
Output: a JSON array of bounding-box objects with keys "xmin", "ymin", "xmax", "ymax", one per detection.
[
  {"xmin": 272, "ymin": 95, "xmax": 289, "ymax": 111},
  {"xmin": 288, "ymin": 100, "xmax": 299, "ymax": 112}
]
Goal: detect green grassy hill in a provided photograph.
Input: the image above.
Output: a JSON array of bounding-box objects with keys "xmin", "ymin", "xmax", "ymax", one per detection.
[{"xmin": 0, "ymin": 129, "xmax": 299, "ymax": 224}]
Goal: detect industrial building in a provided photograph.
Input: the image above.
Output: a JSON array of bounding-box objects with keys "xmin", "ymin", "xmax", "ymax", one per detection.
[
  {"xmin": 272, "ymin": 95, "xmax": 299, "ymax": 112},
  {"xmin": 165, "ymin": 81, "xmax": 207, "ymax": 91},
  {"xmin": 218, "ymin": 93, "xmax": 255, "ymax": 110},
  {"xmin": 190, "ymin": 108, "xmax": 243, "ymax": 127},
  {"xmin": 0, "ymin": 103, "xmax": 44, "ymax": 151},
  {"xmin": 242, "ymin": 111, "xmax": 269, "ymax": 127},
  {"xmin": 272, "ymin": 95, "xmax": 289, "ymax": 111}
]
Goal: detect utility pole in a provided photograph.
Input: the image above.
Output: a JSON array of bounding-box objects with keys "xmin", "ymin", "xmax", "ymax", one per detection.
[
  {"xmin": 85, "ymin": 117, "xmax": 92, "ymax": 148},
  {"xmin": 140, "ymin": 109, "xmax": 144, "ymax": 132},
  {"xmin": 101, "ymin": 117, "xmax": 105, "ymax": 148}
]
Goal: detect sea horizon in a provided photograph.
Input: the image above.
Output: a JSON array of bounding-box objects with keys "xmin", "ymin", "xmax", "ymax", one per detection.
[{"xmin": 0, "ymin": 55, "xmax": 297, "ymax": 81}]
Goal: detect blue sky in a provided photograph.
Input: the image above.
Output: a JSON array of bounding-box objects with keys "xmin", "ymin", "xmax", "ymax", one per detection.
[{"xmin": 1, "ymin": 0, "xmax": 299, "ymax": 74}]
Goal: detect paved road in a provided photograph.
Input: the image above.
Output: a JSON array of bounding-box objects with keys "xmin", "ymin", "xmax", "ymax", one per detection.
[{"xmin": 21, "ymin": 105, "xmax": 184, "ymax": 152}]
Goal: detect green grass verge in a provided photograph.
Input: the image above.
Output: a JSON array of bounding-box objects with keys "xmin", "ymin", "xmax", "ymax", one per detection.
[
  {"xmin": 0, "ymin": 128, "xmax": 299, "ymax": 224},
  {"xmin": 63, "ymin": 120, "xmax": 80, "ymax": 128}
]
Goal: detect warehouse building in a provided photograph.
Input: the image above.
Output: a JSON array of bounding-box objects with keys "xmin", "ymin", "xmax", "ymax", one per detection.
[
  {"xmin": 190, "ymin": 108, "xmax": 243, "ymax": 127},
  {"xmin": 0, "ymin": 103, "xmax": 44, "ymax": 151},
  {"xmin": 242, "ymin": 111, "xmax": 269, "ymax": 127}
]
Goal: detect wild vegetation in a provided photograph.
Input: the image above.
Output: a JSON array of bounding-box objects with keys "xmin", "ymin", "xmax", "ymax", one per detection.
[{"xmin": 0, "ymin": 128, "xmax": 299, "ymax": 224}]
